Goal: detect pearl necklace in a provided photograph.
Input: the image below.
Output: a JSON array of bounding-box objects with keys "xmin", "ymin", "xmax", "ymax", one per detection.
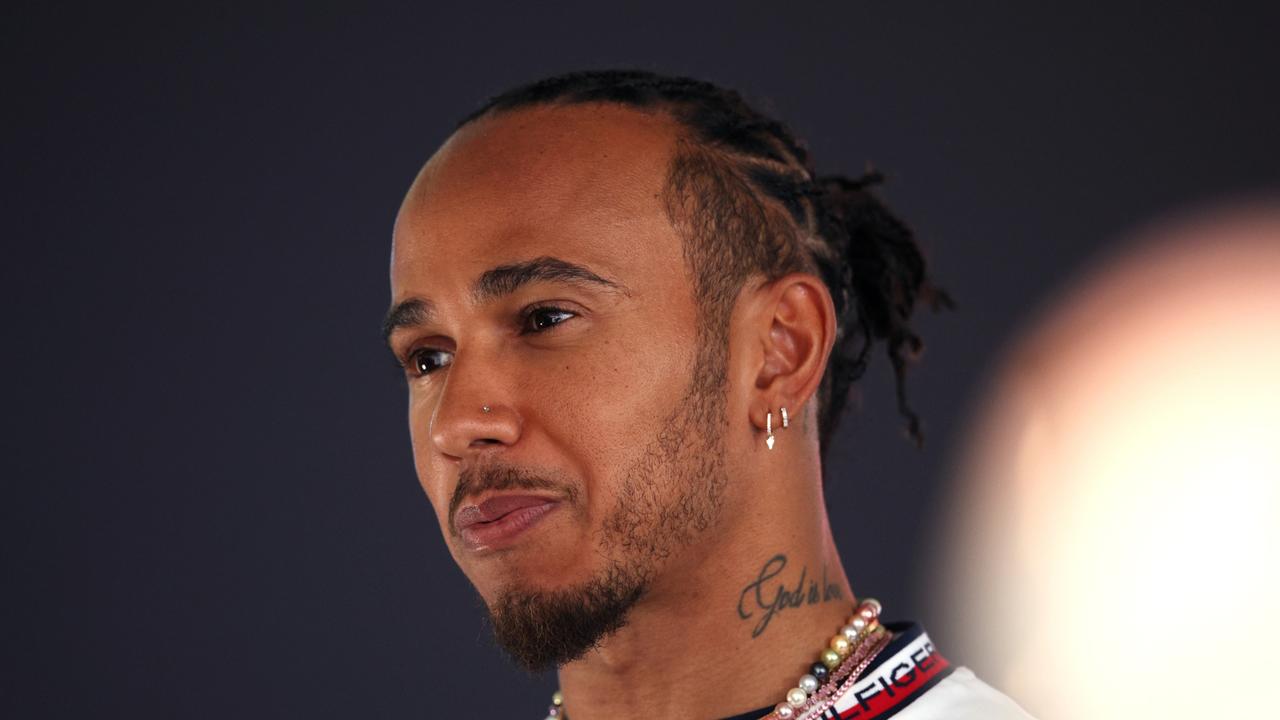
[{"xmin": 543, "ymin": 598, "xmax": 891, "ymax": 720}]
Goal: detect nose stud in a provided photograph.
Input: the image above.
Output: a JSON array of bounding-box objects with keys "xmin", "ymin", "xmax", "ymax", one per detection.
[{"xmin": 482, "ymin": 405, "xmax": 491, "ymax": 413}]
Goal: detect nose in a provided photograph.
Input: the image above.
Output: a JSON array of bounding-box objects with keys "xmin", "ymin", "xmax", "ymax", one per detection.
[{"xmin": 429, "ymin": 352, "xmax": 522, "ymax": 459}]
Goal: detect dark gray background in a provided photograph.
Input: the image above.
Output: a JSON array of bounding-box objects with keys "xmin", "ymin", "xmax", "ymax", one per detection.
[{"xmin": 5, "ymin": 1, "xmax": 1278, "ymax": 717}]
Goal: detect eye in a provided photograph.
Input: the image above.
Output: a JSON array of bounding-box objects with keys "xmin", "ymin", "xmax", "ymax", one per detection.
[
  {"xmin": 400, "ymin": 307, "xmax": 574, "ymax": 378},
  {"xmin": 522, "ymin": 305, "xmax": 576, "ymax": 334},
  {"xmin": 407, "ymin": 348, "xmax": 453, "ymax": 377}
]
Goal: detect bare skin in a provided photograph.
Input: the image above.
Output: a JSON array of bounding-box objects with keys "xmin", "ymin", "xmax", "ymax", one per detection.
[{"xmin": 387, "ymin": 103, "xmax": 856, "ymax": 719}]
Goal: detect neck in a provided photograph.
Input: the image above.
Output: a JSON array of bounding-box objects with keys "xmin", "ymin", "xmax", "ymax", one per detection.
[{"xmin": 556, "ymin": 447, "xmax": 853, "ymax": 720}]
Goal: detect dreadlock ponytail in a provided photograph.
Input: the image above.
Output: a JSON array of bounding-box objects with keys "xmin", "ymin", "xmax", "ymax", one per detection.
[{"xmin": 815, "ymin": 171, "xmax": 955, "ymax": 449}]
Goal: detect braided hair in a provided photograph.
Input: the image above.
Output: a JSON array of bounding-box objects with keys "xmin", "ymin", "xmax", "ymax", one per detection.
[{"xmin": 459, "ymin": 70, "xmax": 953, "ymax": 457}]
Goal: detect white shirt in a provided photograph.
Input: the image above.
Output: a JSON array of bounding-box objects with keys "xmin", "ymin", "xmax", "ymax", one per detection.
[{"xmin": 811, "ymin": 622, "xmax": 1033, "ymax": 720}]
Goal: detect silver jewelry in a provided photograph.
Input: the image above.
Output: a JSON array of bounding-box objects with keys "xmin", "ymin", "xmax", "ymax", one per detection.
[
  {"xmin": 766, "ymin": 406, "xmax": 791, "ymax": 449},
  {"xmin": 482, "ymin": 405, "xmax": 491, "ymax": 413}
]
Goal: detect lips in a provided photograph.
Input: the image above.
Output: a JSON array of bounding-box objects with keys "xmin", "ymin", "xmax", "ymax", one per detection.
[{"xmin": 454, "ymin": 494, "xmax": 559, "ymax": 551}]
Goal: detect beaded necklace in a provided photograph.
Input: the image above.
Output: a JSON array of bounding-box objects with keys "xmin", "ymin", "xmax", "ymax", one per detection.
[{"xmin": 543, "ymin": 597, "xmax": 891, "ymax": 720}]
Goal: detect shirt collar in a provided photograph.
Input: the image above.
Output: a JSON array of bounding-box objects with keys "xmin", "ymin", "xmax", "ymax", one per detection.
[{"xmin": 716, "ymin": 621, "xmax": 949, "ymax": 720}]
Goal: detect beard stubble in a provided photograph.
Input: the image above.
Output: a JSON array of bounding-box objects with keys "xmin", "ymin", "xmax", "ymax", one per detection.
[{"xmin": 486, "ymin": 334, "xmax": 732, "ymax": 672}]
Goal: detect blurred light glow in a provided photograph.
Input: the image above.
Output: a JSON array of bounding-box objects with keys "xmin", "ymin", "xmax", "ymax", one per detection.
[{"xmin": 933, "ymin": 201, "xmax": 1280, "ymax": 718}]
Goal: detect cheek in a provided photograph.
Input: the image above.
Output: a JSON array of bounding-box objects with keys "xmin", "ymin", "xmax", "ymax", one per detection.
[{"xmin": 525, "ymin": 322, "xmax": 696, "ymax": 477}]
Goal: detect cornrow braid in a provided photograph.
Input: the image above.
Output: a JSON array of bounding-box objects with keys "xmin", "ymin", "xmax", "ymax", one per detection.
[{"xmin": 459, "ymin": 69, "xmax": 952, "ymax": 457}]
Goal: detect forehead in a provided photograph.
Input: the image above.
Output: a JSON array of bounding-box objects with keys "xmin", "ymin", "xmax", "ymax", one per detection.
[{"xmin": 391, "ymin": 103, "xmax": 684, "ymax": 295}]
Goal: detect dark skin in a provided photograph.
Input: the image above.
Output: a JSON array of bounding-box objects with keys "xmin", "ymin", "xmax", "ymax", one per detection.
[{"xmin": 388, "ymin": 104, "xmax": 855, "ymax": 719}]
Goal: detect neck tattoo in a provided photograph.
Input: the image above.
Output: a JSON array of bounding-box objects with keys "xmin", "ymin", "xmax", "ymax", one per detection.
[{"xmin": 737, "ymin": 553, "xmax": 844, "ymax": 638}]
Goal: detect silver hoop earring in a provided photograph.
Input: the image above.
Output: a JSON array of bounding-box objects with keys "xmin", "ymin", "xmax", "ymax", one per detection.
[
  {"xmin": 781, "ymin": 406, "xmax": 789, "ymax": 429},
  {"xmin": 766, "ymin": 410, "xmax": 775, "ymax": 450}
]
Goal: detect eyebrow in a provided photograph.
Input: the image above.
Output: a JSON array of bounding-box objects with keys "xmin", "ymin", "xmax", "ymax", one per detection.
[{"xmin": 381, "ymin": 256, "xmax": 628, "ymax": 347}]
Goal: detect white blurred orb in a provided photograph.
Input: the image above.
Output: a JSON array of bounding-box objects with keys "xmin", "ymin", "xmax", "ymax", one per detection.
[{"xmin": 932, "ymin": 200, "xmax": 1280, "ymax": 719}]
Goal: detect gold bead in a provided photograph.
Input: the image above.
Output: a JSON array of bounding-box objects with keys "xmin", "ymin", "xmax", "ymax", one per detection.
[
  {"xmin": 821, "ymin": 648, "xmax": 841, "ymax": 669},
  {"xmin": 830, "ymin": 635, "xmax": 852, "ymax": 657},
  {"xmin": 551, "ymin": 690, "xmax": 563, "ymax": 706}
]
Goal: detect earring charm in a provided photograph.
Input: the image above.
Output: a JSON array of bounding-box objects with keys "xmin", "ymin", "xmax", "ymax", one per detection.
[{"xmin": 766, "ymin": 410, "xmax": 775, "ymax": 450}]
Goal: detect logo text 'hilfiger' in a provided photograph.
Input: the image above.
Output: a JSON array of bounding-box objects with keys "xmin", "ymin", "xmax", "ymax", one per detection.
[{"xmin": 835, "ymin": 631, "xmax": 953, "ymax": 719}]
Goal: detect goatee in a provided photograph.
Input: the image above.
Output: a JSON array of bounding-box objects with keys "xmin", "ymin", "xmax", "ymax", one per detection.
[{"xmin": 487, "ymin": 562, "xmax": 647, "ymax": 672}]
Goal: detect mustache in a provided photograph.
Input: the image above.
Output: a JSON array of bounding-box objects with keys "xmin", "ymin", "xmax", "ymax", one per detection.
[{"xmin": 448, "ymin": 462, "xmax": 577, "ymax": 533}]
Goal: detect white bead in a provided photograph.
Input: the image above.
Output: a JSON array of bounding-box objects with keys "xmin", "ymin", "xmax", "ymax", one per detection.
[
  {"xmin": 799, "ymin": 673, "xmax": 819, "ymax": 694},
  {"xmin": 774, "ymin": 702, "xmax": 796, "ymax": 719},
  {"xmin": 850, "ymin": 615, "xmax": 867, "ymax": 631},
  {"xmin": 842, "ymin": 624, "xmax": 859, "ymax": 642},
  {"xmin": 786, "ymin": 687, "xmax": 807, "ymax": 707}
]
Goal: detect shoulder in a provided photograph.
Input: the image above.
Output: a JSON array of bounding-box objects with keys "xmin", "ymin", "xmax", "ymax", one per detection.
[{"xmin": 894, "ymin": 666, "xmax": 1035, "ymax": 720}]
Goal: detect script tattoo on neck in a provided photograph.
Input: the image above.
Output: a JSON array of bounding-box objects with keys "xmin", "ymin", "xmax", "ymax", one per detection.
[{"xmin": 737, "ymin": 553, "xmax": 843, "ymax": 638}]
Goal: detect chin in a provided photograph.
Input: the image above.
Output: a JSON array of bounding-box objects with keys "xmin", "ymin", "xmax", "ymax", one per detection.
[
  {"xmin": 483, "ymin": 557, "xmax": 649, "ymax": 673},
  {"xmin": 466, "ymin": 547, "xmax": 596, "ymax": 604}
]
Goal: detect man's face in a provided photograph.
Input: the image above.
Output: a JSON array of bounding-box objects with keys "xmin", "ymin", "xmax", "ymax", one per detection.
[{"xmin": 387, "ymin": 104, "xmax": 733, "ymax": 667}]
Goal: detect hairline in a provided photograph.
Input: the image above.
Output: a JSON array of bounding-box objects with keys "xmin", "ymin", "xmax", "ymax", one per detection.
[{"xmin": 459, "ymin": 99, "xmax": 830, "ymax": 442}]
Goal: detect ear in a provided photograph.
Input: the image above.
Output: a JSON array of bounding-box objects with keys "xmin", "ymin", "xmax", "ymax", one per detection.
[{"xmin": 743, "ymin": 272, "xmax": 837, "ymax": 431}]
